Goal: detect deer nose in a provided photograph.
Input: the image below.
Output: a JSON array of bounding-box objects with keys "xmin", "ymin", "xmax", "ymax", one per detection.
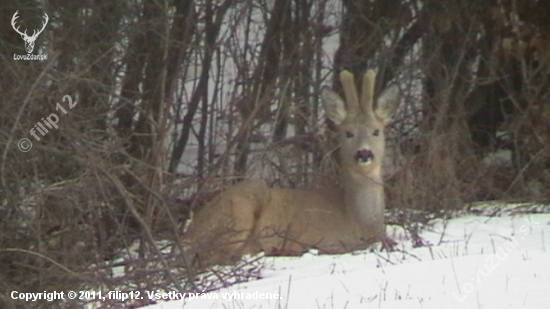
[{"xmin": 355, "ymin": 149, "xmax": 374, "ymax": 164}]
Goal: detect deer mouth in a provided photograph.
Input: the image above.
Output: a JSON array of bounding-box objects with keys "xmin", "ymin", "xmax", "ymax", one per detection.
[{"xmin": 355, "ymin": 149, "xmax": 374, "ymax": 165}]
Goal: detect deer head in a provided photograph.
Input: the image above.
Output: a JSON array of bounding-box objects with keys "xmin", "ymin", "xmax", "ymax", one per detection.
[
  {"xmin": 321, "ymin": 70, "xmax": 401, "ymax": 180},
  {"xmin": 12, "ymin": 11, "xmax": 49, "ymax": 54}
]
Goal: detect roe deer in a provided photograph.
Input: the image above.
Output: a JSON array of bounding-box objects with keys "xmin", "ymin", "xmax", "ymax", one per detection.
[{"xmin": 185, "ymin": 70, "xmax": 401, "ymax": 265}]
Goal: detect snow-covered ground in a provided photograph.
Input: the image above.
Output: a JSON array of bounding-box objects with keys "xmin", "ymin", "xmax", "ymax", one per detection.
[{"xmin": 140, "ymin": 205, "xmax": 550, "ymax": 309}]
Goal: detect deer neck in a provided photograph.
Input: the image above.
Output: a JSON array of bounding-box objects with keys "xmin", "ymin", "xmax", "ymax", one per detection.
[{"xmin": 341, "ymin": 169, "xmax": 385, "ymax": 231}]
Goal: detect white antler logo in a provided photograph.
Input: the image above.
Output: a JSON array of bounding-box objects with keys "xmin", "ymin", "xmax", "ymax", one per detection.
[{"xmin": 11, "ymin": 11, "xmax": 49, "ymax": 54}]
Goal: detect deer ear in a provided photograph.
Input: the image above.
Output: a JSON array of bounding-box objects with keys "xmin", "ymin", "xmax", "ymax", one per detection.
[
  {"xmin": 321, "ymin": 86, "xmax": 347, "ymax": 125},
  {"xmin": 375, "ymin": 84, "xmax": 401, "ymax": 123}
]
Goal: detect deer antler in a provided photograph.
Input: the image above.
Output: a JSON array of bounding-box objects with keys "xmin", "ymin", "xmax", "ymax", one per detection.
[
  {"xmin": 11, "ymin": 11, "xmax": 49, "ymax": 39},
  {"xmin": 31, "ymin": 13, "xmax": 49, "ymax": 39},
  {"xmin": 340, "ymin": 70, "xmax": 359, "ymax": 112},
  {"xmin": 11, "ymin": 11, "xmax": 25, "ymax": 37},
  {"xmin": 361, "ymin": 70, "xmax": 376, "ymax": 113}
]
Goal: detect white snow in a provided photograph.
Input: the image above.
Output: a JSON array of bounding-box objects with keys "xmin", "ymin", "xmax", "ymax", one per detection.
[{"xmin": 139, "ymin": 207, "xmax": 550, "ymax": 309}]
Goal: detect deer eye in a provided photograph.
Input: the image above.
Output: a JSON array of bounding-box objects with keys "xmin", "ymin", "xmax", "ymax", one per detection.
[
  {"xmin": 345, "ymin": 130, "xmax": 354, "ymax": 138},
  {"xmin": 373, "ymin": 129, "xmax": 380, "ymax": 136}
]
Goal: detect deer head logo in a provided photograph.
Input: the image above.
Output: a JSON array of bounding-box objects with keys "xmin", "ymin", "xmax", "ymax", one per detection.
[{"xmin": 11, "ymin": 11, "xmax": 49, "ymax": 54}]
